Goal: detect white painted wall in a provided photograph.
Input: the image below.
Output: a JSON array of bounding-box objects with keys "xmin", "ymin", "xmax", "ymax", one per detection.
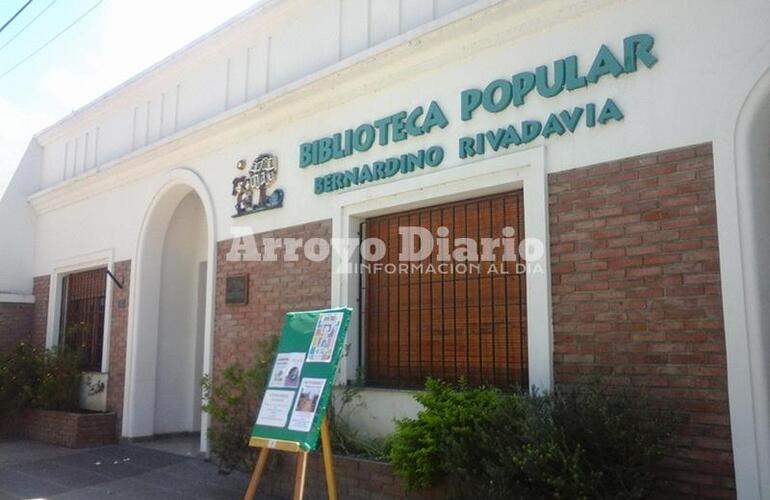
[
  {"xmin": 192, "ymin": 261, "xmax": 207, "ymax": 431},
  {"xmin": 333, "ymin": 387, "xmax": 424, "ymax": 438},
  {"xmin": 0, "ymin": 140, "xmax": 40, "ymax": 294},
  {"xmin": 154, "ymin": 192, "xmax": 207, "ymax": 434}
]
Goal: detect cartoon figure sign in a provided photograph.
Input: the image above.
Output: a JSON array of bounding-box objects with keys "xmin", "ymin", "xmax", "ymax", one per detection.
[{"xmin": 232, "ymin": 154, "xmax": 284, "ymax": 217}]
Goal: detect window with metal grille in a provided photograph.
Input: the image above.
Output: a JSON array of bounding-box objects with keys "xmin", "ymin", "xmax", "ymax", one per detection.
[
  {"xmin": 359, "ymin": 191, "xmax": 528, "ymax": 389},
  {"xmin": 59, "ymin": 268, "xmax": 107, "ymax": 372}
]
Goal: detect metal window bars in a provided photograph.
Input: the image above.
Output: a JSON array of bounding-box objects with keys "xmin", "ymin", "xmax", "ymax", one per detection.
[
  {"xmin": 358, "ymin": 191, "xmax": 528, "ymax": 389},
  {"xmin": 59, "ymin": 267, "xmax": 108, "ymax": 372}
]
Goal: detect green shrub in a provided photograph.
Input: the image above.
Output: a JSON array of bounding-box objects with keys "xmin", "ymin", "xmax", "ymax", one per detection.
[
  {"xmin": 201, "ymin": 336, "xmax": 277, "ymax": 473},
  {"xmin": 390, "ymin": 381, "xmax": 673, "ymax": 499},
  {"xmin": 0, "ymin": 343, "xmax": 41, "ymax": 415},
  {"xmin": 33, "ymin": 347, "xmax": 82, "ymax": 412},
  {"xmin": 540, "ymin": 387, "xmax": 671, "ymax": 499},
  {"xmin": 443, "ymin": 389, "xmax": 542, "ymax": 498},
  {"xmin": 389, "ymin": 379, "xmax": 504, "ymax": 489},
  {"xmin": 0, "ymin": 343, "xmax": 82, "ymax": 416}
]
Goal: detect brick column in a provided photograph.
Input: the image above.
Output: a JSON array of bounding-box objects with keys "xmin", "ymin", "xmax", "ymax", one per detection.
[
  {"xmin": 106, "ymin": 260, "xmax": 131, "ymax": 435},
  {"xmin": 31, "ymin": 275, "xmax": 50, "ymax": 349}
]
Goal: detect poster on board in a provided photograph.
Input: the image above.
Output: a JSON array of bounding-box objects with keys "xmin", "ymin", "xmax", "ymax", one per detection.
[
  {"xmin": 269, "ymin": 352, "xmax": 305, "ymax": 388},
  {"xmin": 249, "ymin": 307, "xmax": 352, "ymax": 452},
  {"xmin": 288, "ymin": 378, "xmax": 326, "ymax": 432},
  {"xmin": 255, "ymin": 390, "xmax": 294, "ymax": 428},
  {"xmin": 306, "ymin": 312, "xmax": 344, "ymax": 363}
]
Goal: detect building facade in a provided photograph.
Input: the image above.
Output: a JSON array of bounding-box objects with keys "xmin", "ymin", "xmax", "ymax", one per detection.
[{"xmin": 1, "ymin": 0, "xmax": 769, "ymax": 497}]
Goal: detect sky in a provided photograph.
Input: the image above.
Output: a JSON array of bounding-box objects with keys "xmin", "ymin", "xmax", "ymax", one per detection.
[{"xmin": 0, "ymin": 0, "xmax": 259, "ymax": 196}]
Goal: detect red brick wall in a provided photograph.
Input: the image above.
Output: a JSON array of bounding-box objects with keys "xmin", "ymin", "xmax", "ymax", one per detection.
[
  {"xmin": 260, "ymin": 452, "xmax": 443, "ymax": 500},
  {"xmin": 214, "ymin": 220, "xmax": 332, "ymax": 381},
  {"xmin": 106, "ymin": 260, "xmax": 131, "ymax": 434},
  {"xmin": 549, "ymin": 143, "xmax": 734, "ymax": 497},
  {"xmin": 0, "ymin": 301, "xmax": 33, "ymax": 355},
  {"xmin": 31, "ymin": 275, "xmax": 50, "ymax": 348},
  {"xmin": 7, "ymin": 409, "xmax": 117, "ymax": 448}
]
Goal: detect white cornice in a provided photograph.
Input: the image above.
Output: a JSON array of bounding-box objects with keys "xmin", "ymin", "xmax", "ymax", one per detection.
[{"xmin": 27, "ymin": 0, "xmax": 619, "ymax": 215}]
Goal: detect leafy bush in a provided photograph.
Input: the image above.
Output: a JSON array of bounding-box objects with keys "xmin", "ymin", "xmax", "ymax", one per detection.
[
  {"xmin": 539, "ymin": 387, "xmax": 671, "ymax": 499},
  {"xmin": 0, "ymin": 343, "xmax": 41, "ymax": 415},
  {"xmin": 390, "ymin": 380, "xmax": 673, "ymax": 499},
  {"xmin": 201, "ymin": 336, "xmax": 277, "ymax": 473},
  {"xmin": 33, "ymin": 347, "xmax": 82, "ymax": 411},
  {"xmin": 0, "ymin": 342, "xmax": 82, "ymax": 416},
  {"xmin": 389, "ymin": 379, "xmax": 505, "ymax": 489}
]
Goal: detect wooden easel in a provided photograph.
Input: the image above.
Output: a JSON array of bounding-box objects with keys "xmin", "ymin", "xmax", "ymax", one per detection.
[{"xmin": 243, "ymin": 415, "xmax": 337, "ymax": 500}]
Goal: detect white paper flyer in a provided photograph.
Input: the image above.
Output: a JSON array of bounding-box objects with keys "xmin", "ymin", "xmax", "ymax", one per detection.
[
  {"xmin": 287, "ymin": 378, "xmax": 326, "ymax": 432},
  {"xmin": 255, "ymin": 390, "xmax": 295, "ymax": 428},
  {"xmin": 268, "ymin": 352, "xmax": 305, "ymax": 388},
  {"xmin": 306, "ymin": 312, "xmax": 344, "ymax": 363}
]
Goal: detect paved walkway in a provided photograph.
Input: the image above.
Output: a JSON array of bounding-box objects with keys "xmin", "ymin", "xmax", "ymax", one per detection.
[{"xmin": 0, "ymin": 437, "xmax": 276, "ymax": 499}]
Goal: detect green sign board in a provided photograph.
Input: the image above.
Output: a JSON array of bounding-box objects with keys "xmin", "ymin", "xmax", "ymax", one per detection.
[{"xmin": 250, "ymin": 307, "xmax": 352, "ymax": 452}]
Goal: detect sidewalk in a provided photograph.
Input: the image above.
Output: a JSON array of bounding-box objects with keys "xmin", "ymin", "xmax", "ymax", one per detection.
[{"xmin": 0, "ymin": 437, "xmax": 274, "ymax": 499}]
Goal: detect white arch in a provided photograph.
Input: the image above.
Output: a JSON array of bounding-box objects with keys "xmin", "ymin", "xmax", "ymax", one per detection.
[
  {"xmin": 122, "ymin": 168, "xmax": 217, "ymax": 453},
  {"xmin": 714, "ymin": 59, "xmax": 770, "ymax": 498}
]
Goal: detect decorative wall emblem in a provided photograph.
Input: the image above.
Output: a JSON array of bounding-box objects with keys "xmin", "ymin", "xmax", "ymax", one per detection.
[{"xmin": 232, "ymin": 154, "xmax": 284, "ymax": 217}]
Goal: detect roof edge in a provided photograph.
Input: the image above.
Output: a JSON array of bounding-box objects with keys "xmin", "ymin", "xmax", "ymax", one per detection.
[{"xmin": 33, "ymin": 0, "xmax": 283, "ymax": 141}]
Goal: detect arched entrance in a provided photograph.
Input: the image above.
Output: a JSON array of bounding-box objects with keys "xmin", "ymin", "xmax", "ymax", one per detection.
[
  {"xmin": 123, "ymin": 169, "xmax": 217, "ymax": 453},
  {"xmin": 730, "ymin": 67, "xmax": 770, "ymax": 498},
  {"xmin": 714, "ymin": 62, "xmax": 770, "ymax": 497}
]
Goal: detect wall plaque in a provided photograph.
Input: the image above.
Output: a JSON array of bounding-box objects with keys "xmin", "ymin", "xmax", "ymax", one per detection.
[{"xmin": 226, "ymin": 274, "xmax": 249, "ymax": 305}]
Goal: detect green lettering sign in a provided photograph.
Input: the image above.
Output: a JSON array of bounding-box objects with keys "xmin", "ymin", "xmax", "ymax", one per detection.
[{"xmin": 300, "ymin": 33, "xmax": 656, "ymax": 195}]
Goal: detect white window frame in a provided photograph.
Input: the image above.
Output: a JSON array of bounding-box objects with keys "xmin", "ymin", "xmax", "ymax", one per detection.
[
  {"xmin": 45, "ymin": 248, "xmax": 116, "ymax": 373},
  {"xmin": 330, "ymin": 146, "xmax": 553, "ymax": 391}
]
